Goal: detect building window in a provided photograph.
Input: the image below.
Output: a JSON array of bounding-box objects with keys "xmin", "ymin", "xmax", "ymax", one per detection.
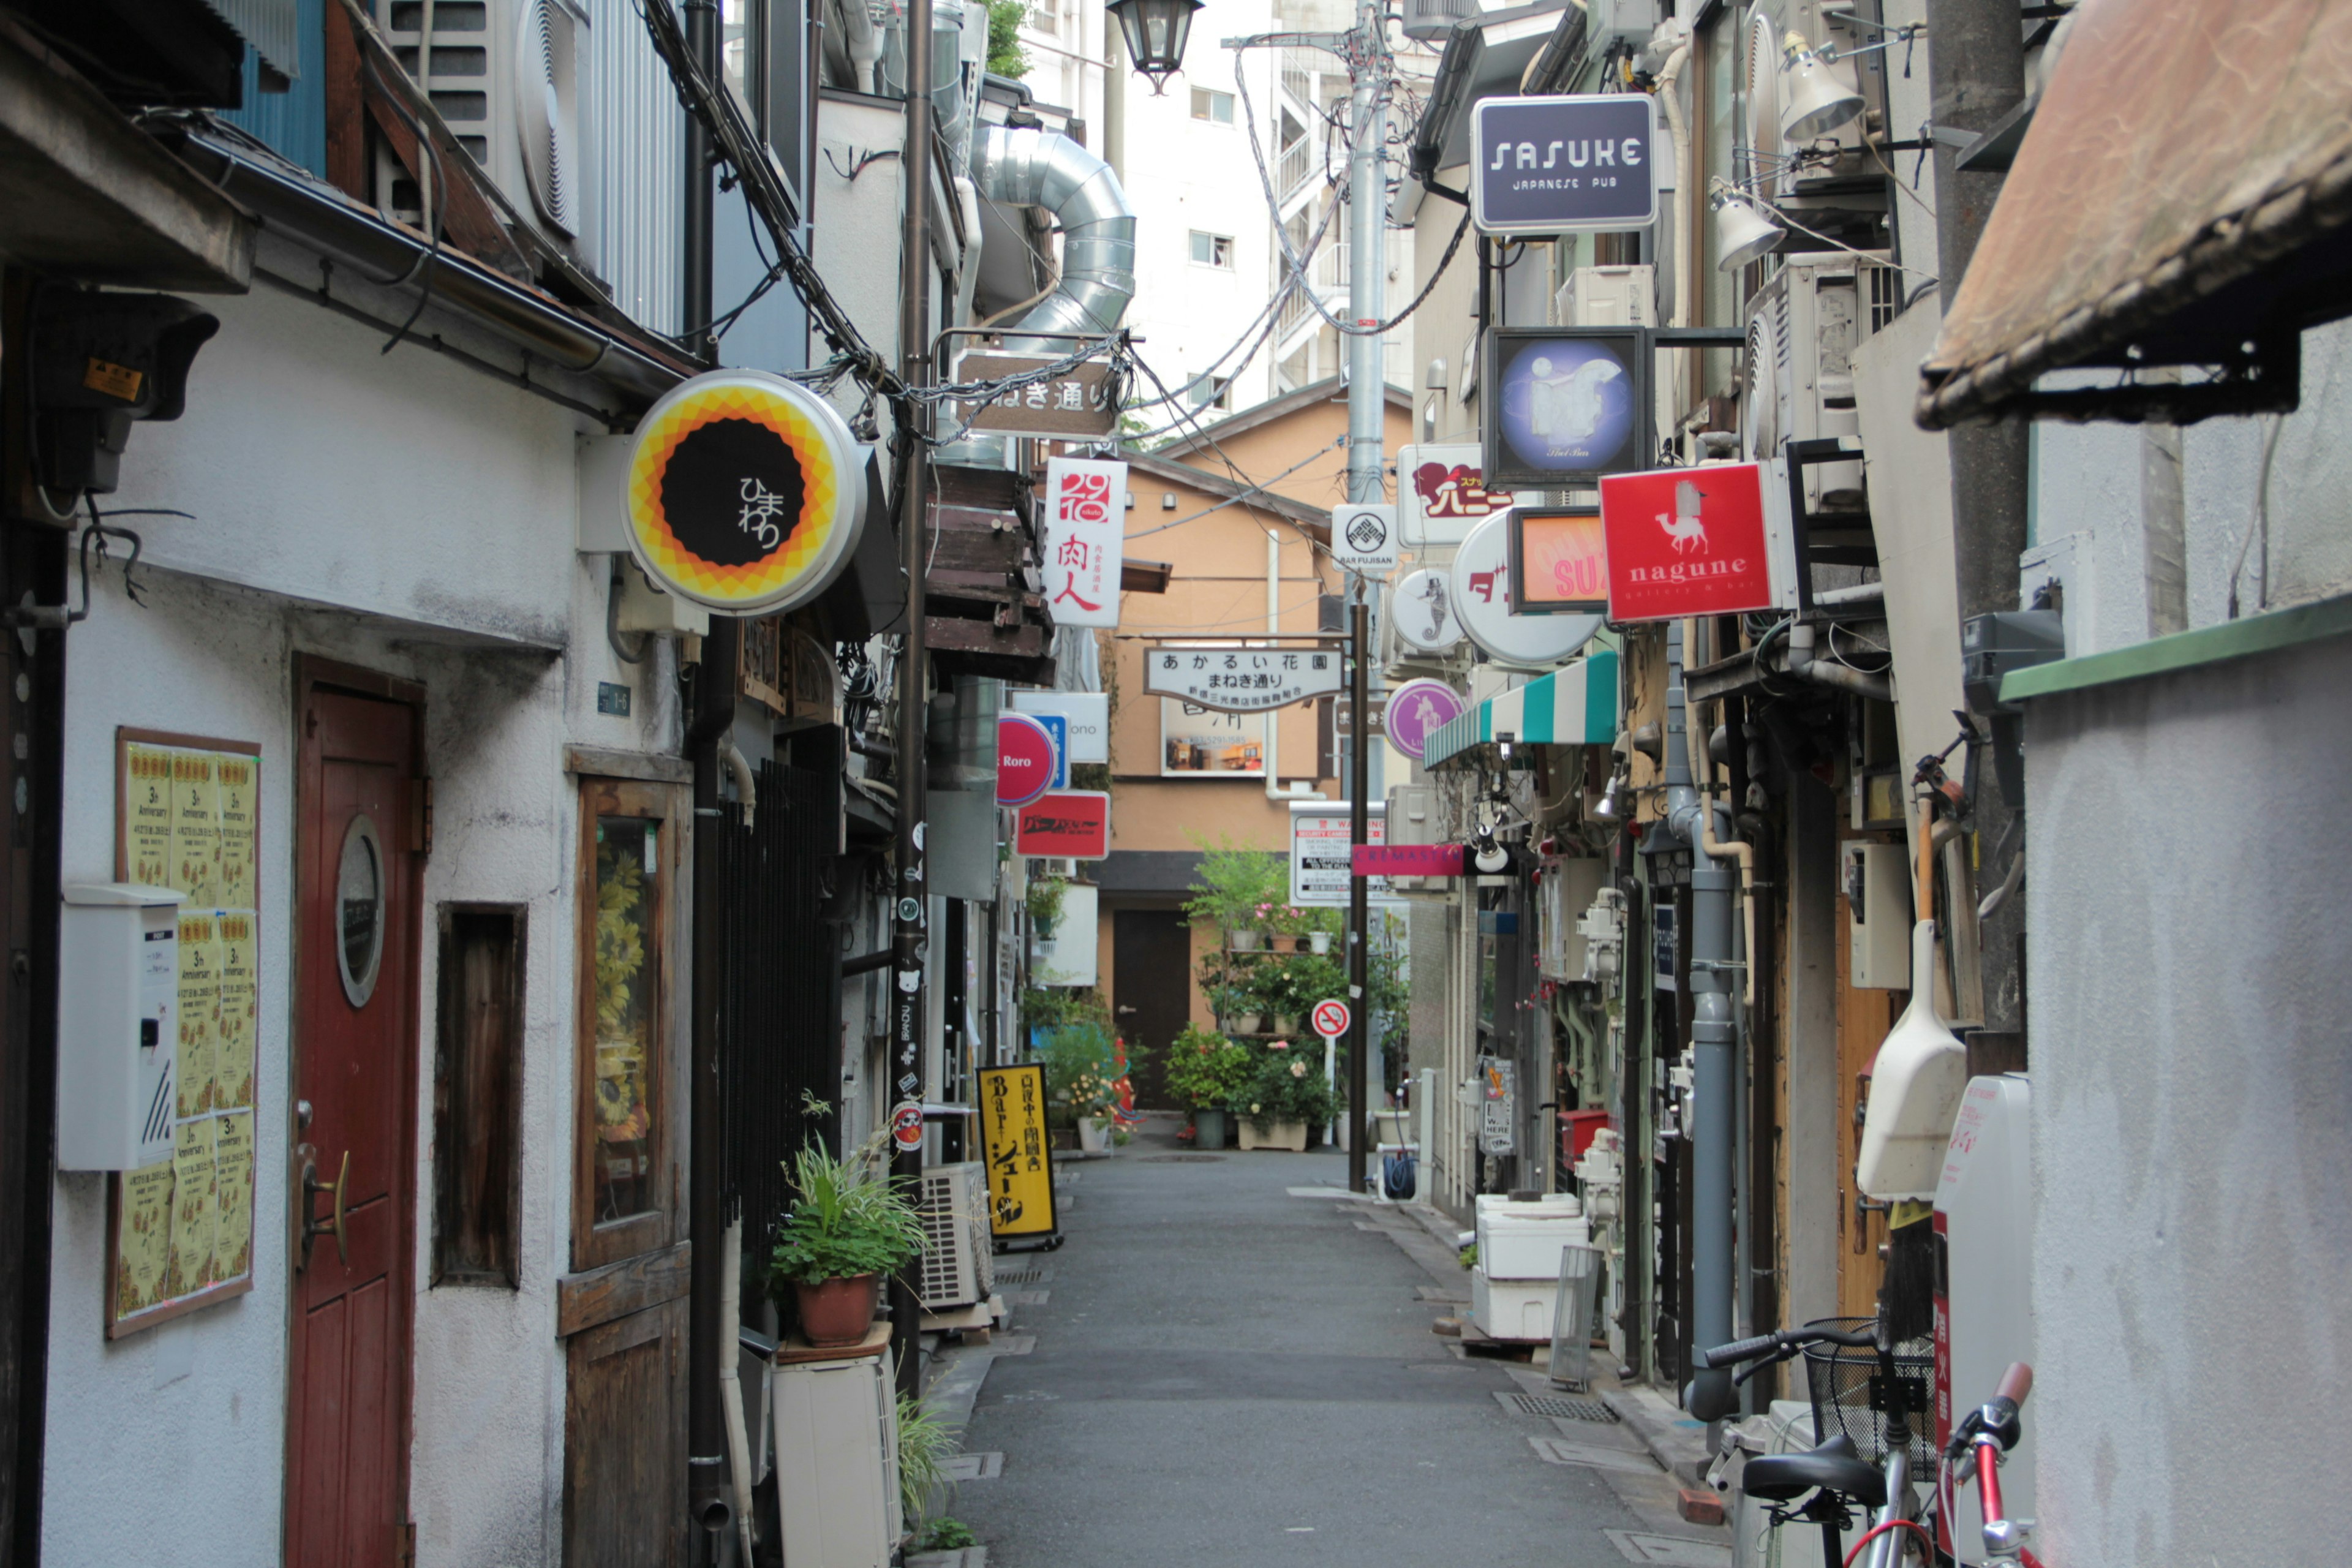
[
  {"xmin": 1189, "ymin": 230, "xmax": 1234, "ymax": 269},
  {"xmin": 1160, "ymin": 701, "xmax": 1265, "ymax": 777},
  {"xmin": 1187, "ymin": 375, "xmax": 1232, "ymax": 411},
  {"xmin": 1190, "ymin": 86, "xmax": 1234, "ymax": 124},
  {"xmin": 433, "ymin": 903, "xmax": 526, "ymax": 1287},
  {"xmin": 1030, "ymin": 0, "xmax": 1061, "ymax": 37}
]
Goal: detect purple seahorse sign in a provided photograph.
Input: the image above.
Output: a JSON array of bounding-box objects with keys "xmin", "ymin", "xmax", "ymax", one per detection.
[{"xmin": 1385, "ymin": 680, "xmax": 1468, "ymax": 761}]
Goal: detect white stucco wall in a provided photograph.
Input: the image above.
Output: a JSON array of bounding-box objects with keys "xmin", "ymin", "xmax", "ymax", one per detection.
[
  {"xmin": 2022, "ymin": 635, "xmax": 2352, "ymax": 1566},
  {"xmin": 43, "ymin": 281, "xmax": 681, "ymax": 1566}
]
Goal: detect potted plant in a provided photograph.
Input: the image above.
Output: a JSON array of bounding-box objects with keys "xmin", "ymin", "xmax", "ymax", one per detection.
[
  {"xmin": 1238, "ymin": 1041, "xmax": 1336, "ymax": 1152},
  {"xmin": 1302, "ymin": 905, "xmax": 1338, "ymax": 955},
  {"xmin": 1183, "ymin": 840, "xmax": 1283, "ymax": 952},
  {"xmin": 769, "ymin": 1139, "xmax": 925, "ymax": 1346},
  {"xmin": 1164, "ymin": 1024, "xmax": 1253, "ymax": 1149},
  {"xmin": 1038, "ymin": 1022, "xmax": 1123, "ymax": 1151}
]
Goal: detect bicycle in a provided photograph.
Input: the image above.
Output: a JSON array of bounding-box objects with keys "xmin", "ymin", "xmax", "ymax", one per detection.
[
  {"xmin": 1941, "ymin": 1361, "xmax": 2040, "ymax": 1567},
  {"xmin": 1697, "ymin": 1322, "xmax": 1937, "ymax": 1568}
]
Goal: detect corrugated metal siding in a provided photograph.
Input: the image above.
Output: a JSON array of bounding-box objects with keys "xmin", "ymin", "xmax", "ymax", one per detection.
[
  {"xmin": 218, "ymin": 0, "xmax": 327, "ymax": 176},
  {"xmin": 205, "ymin": 0, "xmax": 302, "ymax": 77},
  {"xmin": 585, "ymin": 2, "xmax": 684, "ymax": 336}
]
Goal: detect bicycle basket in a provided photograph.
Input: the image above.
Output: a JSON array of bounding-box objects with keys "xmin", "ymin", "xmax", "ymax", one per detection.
[{"xmin": 1800, "ymin": 1317, "xmax": 1937, "ymax": 1469}]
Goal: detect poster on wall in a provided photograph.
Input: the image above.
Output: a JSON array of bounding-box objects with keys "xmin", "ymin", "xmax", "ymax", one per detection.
[
  {"xmin": 976, "ymin": 1064, "xmax": 1060, "ymax": 1239},
  {"xmin": 107, "ymin": 729, "xmax": 262, "ymax": 1338}
]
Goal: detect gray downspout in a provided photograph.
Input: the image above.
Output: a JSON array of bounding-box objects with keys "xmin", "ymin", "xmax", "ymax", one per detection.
[{"xmin": 1665, "ymin": 620, "xmax": 1736, "ymax": 1415}]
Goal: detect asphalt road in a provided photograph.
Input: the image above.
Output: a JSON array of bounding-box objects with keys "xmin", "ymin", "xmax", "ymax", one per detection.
[{"xmin": 946, "ymin": 1118, "xmax": 1652, "ymax": 1567}]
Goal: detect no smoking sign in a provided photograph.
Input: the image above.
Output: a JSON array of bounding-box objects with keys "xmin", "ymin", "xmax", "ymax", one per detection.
[{"xmin": 1312, "ymin": 999, "xmax": 1351, "ymax": 1039}]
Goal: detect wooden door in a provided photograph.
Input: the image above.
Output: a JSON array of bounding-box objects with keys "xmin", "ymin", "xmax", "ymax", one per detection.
[
  {"xmin": 560, "ymin": 776, "xmax": 689, "ymax": 1568},
  {"xmin": 287, "ymin": 667, "xmax": 423, "ymax": 1567},
  {"xmin": 1112, "ymin": 908, "xmax": 1192, "ymax": 1109}
]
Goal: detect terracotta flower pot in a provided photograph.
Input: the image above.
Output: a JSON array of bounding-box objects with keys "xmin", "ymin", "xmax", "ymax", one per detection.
[{"xmin": 794, "ymin": 1273, "xmax": 881, "ymax": 1346}]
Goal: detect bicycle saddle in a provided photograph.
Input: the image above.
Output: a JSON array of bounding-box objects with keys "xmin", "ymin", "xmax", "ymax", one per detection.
[{"xmin": 1738, "ymin": 1433, "xmax": 1887, "ymax": 1507}]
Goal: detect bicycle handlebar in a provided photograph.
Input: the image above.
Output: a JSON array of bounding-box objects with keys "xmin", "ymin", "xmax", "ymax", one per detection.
[
  {"xmin": 1996, "ymin": 1361, "xmax": 2034, "ymax": 1408},
  {"xmin": 1699, "ymin": 1325, "xmax": 1878, "ymax": 1370}
]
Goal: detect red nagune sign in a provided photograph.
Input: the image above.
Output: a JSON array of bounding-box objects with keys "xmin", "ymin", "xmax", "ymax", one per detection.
[
  {"xmin": 996, "ymin": 712, "xmax": 1059, "ymax": 807},
  {"xmin": 1598, "ymin": 462, "xmax": 1775, "ymax": 621},
  {"xmin": 1014, "ymin": 790, "xmax": 1110, "ymax": 860},
  {"xmin": 1353, "ymin": 844, "xmax": 1466, "ymax": 878}
]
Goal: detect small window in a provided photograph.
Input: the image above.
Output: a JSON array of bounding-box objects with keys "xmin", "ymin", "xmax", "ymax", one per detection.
[
  {"xmin": 434, "ymin": 905, "xmax": 526, "ymax": 1287},
  {"xmin": 1187, "ymin": 375, "xmax": 1232, "ymax": 411},
  {"xmin": 1190, "ymin": 87, "xmax": 1234, "ymax": 124},
  {"xmin": 1189, "ymin": 231, "xmax": 1234, "ymax": 269}
]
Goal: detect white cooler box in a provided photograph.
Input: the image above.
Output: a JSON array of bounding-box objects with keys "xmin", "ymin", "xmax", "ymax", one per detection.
[
  {"xmin": 1476, "ymin": 1200, "xmax": 1589, "ymax": 1281},
  {"xmin": 1471, "ymin": 1266, "xmax": 1558, "ymax": 1341}
]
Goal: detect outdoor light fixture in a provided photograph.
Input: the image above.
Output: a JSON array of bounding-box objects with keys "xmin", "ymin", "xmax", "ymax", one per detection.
[
  {"xmin": 1594, "ymin": 766, "xmax": 1627, "ymax": 821},
  {"xmin": 1107, "ymin": 0, "xmax": 1202, "ymax": 94},
  {"xmin": 1777, "ymin": 31, "xmax": 1865, "ymax": 143},
  {"xmin": 1711, "ymin": 181, "xmax": 1784, "ymax": 272}
]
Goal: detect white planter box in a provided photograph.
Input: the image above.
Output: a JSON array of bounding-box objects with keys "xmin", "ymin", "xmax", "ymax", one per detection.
[
  {"xmin": 770, "ymin": 1340, "xmax": 900, "ymax": 1567},
  {"xmin": 1238, "ymin": 1118, "xmax": 1308, "ymax": 1151},
  {"xmin": 1471, "ymin": 1266, "xmax": 1559, "ymax": 1341}
]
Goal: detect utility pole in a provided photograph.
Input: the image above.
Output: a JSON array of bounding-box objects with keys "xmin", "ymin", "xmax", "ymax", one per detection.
[
  {"xmin": 1341, "ymin": 0, "xmax": 1385, "ymax": 1200},
  {"xmin": 889, "ymin": 0, "xmax": 935, "ymax": 1404}
]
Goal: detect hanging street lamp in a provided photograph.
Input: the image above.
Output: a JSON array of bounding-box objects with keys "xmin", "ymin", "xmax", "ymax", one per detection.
[{"xmin": 1107, "ymin": 0, "xmax": 1202, "ymax": 94}]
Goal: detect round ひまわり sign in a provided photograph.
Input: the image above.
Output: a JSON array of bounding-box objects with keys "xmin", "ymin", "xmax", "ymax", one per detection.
[{"xmin": 623, "ymin": 369, "xmax": 867, "ymax": 615}]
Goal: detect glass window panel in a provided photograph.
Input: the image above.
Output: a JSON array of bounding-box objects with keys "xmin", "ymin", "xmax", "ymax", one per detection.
[{"xmin": 590, "ymin": 815, "xmax": 660, "ymax": 1223}]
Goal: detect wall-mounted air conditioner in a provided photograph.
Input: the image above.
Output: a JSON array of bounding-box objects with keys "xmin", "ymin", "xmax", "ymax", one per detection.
[
  {"xmin": 374, "ymin": 0, "xmax": 583, "ymax": 245},
  {"xmin": 1555, "ymin": 264, "xmax": 1654, "ymax": 330},
  {"xmin": 916, "ymin": 1161, "xmax": 995, "ymax": 1310},
  {"xmin": 1743, "ymin": 250, "xmax": 1893, "ymax": 514}
]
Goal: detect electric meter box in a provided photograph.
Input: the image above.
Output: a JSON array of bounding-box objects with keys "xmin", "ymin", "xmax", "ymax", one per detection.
[
  {"xmin": 1843, "ymin": 842, "xmax": 1910, "ymax": 989},
  {"xmin": 58, "ymin": 883, "xmax": 183, "ymax": 1170}
]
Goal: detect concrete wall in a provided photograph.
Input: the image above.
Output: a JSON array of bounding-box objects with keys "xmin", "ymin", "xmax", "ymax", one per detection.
[
  {"xmin": 46, "ymin": 282, "xmax": 677, "ymax": 1567},
  {"xmin": 2022, "ymin": 632, "xmax": 2352, "ymax": 1567}
]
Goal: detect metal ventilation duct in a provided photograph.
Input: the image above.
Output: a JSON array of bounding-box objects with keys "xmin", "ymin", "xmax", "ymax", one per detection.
[{"xmin": 967, "ymin": 123, "xmax": 1136, "ymax": 350}]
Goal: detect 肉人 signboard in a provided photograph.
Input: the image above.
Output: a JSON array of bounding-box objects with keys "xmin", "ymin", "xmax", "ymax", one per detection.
[
  {"xmin": 995, "ymin": 712, "xmax": 1058, "ymax": 807},
  {"xmin": 1471, "ymin": 94, "xmax": 1659, "ymax": 236},
  {"xmin": 1014, "ymin": 790, "xmax": 1110, "ymax": 859},
  {"xmin": 978, "ymin": 1063, "xmax": 1058, "ymax": 1237},
  {"xmin": 1041, "ymin": 458, "xmax": 1127, "ymax": 628},
  {"xmin": 1598, "ymin": 462, "xmax": 1779, "ymax": 622}
]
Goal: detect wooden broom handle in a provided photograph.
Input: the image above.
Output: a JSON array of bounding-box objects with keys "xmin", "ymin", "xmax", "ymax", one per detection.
[{"xmin": 1916, "ymin": 797, "xmax": 1935, "ymax": 921}]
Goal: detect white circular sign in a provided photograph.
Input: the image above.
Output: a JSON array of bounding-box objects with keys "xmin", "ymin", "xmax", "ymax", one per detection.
[
  {"xmin": 1449, "ymin": 511, "xmax": 1600, "ymax": 668},
  {"xmin": 1390, "ymin": 568, "xmax": 1463, "ymax": 653},
  {"xmin": 1312, "ymin": 998, "xmax": 1351, "ymax": 1039}
]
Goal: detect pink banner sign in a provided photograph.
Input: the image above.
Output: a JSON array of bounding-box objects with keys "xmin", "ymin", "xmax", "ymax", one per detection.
[{"xmin": 1352, "ymin": 844, "xmax": 1465, "ymax": 878}]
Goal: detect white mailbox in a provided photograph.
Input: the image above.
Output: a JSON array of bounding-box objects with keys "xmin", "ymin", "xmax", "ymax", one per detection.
[{"xmin": 58, "ymin": 883, "xmax": 183, "ymax": 1170}]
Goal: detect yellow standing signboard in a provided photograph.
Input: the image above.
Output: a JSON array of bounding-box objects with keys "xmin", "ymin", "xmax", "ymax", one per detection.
[{"xmin": 976, "ymin": 1064, "xmax": 1058, "ymax": 1240}]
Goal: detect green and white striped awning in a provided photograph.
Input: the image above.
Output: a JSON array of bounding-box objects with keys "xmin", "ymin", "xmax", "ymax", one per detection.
[{"xmin": 1425, "ymin": 648, "xmax": 1619, "ymax": 769}]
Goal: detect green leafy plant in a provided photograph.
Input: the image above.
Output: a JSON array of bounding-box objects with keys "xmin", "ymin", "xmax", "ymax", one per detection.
[
  {"xmin": 1020, "ymin": 985, "xmax": 1111, "ymax": 1036},
  {"xmin": 1163, "ymin": 1025, "xmax": 1254, "ymax": 1110},
  {"xmin": 1459, "ymin": 1243, "xmax": 1478, "ymax": 1271},
  {"xmin": 1242, "ymin": 1042, "xmax": 1335, "ymax": 1132},
  {"xmin": 1035, "ymin": 1022, "xmax": 1133, "ymax": 1120},
  {"xmin": 1183, "ymin": 839, "xmax": 1285, "ymax": 933},
  {"xmin": 896, "ymin": 1393, "xmax": 957, "ymax": 1528},
  {"xmin": 767, "ymin": 1139, "xmax": 925, "ymax": 1288},
  {"xmin": 920, "ymin": 1518, "xmax": 978, "ymax": 1551},
  {"xmin": 984, "ymin": 0, "xmax": 1028, "ymax": 76},
  {"xmin": 1253, "ymin": 952, "xmax": 1346, "ymax": 1020},
  {"xmin": 1025, "ymin": 873, "xmax": 1068, "ymax": 940}
]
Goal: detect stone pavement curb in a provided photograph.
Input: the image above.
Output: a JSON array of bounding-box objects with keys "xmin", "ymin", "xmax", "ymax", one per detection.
[{"xmin": 1602, "ymin": 1381, "xmax": 1714, "ymax": 1489}]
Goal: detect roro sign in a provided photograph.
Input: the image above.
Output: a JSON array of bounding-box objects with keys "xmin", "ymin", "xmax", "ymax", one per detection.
[
  {"xmin": 1471, "ymin": 94, "xmax": 1660, "ymax": 237},
  {"xmin": 996, "ymin": 712, "xmax": 1060, "ymax": 807}
]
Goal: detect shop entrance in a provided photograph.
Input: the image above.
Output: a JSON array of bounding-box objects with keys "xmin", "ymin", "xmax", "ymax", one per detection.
[
  {"xmin": 1113, "ymin": 907, "xmax": 1193, "ymax": 1109},
  {"xmin": 285, "ymin": 662, "xmax": 423, "ymax": 1566}
]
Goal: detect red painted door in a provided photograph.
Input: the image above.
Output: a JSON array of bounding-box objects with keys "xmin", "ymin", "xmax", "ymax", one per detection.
[{"xmin": 287, "ymin": 676, "xmax": 421, "ymax": 1567}]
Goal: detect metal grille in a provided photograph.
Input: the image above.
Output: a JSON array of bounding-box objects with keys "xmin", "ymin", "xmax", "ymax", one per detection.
[
  {"xmin": 994, "ymin": 1266, "xmax": 1046, "ymax": 1285},
  {"xmin": 718, "ymin": 761, "xmax": 842, "ymax": 1252},
  {"xmin": 1509, "ymin": 1393, "xmax": 1619, "ymax": 1423}
]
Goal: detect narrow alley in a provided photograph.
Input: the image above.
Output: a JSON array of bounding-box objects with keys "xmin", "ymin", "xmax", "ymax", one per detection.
[{"xmin": 935, "ymin": 1121, "xmax": 1722, "ymax": 1567}]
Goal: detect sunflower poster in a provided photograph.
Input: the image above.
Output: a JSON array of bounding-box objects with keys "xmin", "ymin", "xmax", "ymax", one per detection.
[
  {"xmin": 214, "ymin": 913, "xmax": 255, "ymax": 1111},
  {"xmin": 113, "ymin": 1162, "xmax": 175, "ymax": 1317},
  {"xmin": 175, "ymin": 911, "xmax": 217, "ymax": 1118},
  {"xmin": 211, "ymin": 1113, "xmax": 254, "ymax": 1284},
  {"xmin": 168, "ymin": 750, "xmax": 221, "ymax": 907},
  {"xmin": 164, "ymin": 1117, "xmax": 216, "ymax": 1300}
]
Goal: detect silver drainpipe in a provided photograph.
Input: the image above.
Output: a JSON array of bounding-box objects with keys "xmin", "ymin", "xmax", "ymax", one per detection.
[
  {"xmin": 940, "ymin": 123, "xmax": 1136, "ymax": 467},
  {"xmin": 1666, "ymin": 619, "xmax": 1738, "ymax": 1415}
]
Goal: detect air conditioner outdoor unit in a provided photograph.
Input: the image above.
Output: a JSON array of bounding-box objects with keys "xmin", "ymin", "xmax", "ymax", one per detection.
[
  {"xmin": 1383, "ymin": 783, "xmax": 1455, "ymax": 899},
  {"xmin": 1742, "ymin": 250, "xmax": 1894, "ymax": 513},
  {"xmin": 1585, "ymin": 0, "xmax": 1660, "ymax": 61},
  {"xmin": 1743, "ymin": 0, "xmax": 1874, "ymax": 206},
  {"xmin": 1555, "ymin": 264, "xmax": 1654, "ymax": 329},
  {"xmin": 916, "ymin": 1161, "xmax": 995, "ymax": 1310},
  {"xmin": 1400, "ymin": 0, "xmax": 1476, "ymax": 44},
  {"xmin": 373, "ymin": 0, "xmax": 583, "ymax": 244}
]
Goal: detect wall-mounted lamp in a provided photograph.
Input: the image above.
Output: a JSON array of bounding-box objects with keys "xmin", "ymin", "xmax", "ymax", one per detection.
[
  {"xmin": 1777, "ymin": 29, "xmax": 1865, "ymax": 143},
  {"xmin": 1710, "ymin": 181, "xmax": 1784, "ymax": 272}
]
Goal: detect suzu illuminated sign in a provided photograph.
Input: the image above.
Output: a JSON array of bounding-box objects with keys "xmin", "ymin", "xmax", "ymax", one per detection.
[{"xmin": 1482, "ymin": 327, "xmax": 1648, "ymax": 488}]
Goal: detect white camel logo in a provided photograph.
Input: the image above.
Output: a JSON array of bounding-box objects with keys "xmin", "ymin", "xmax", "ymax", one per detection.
[{"xmin": 1657, "ymin": 478, "xmax": 1709, "ymax": 555}]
